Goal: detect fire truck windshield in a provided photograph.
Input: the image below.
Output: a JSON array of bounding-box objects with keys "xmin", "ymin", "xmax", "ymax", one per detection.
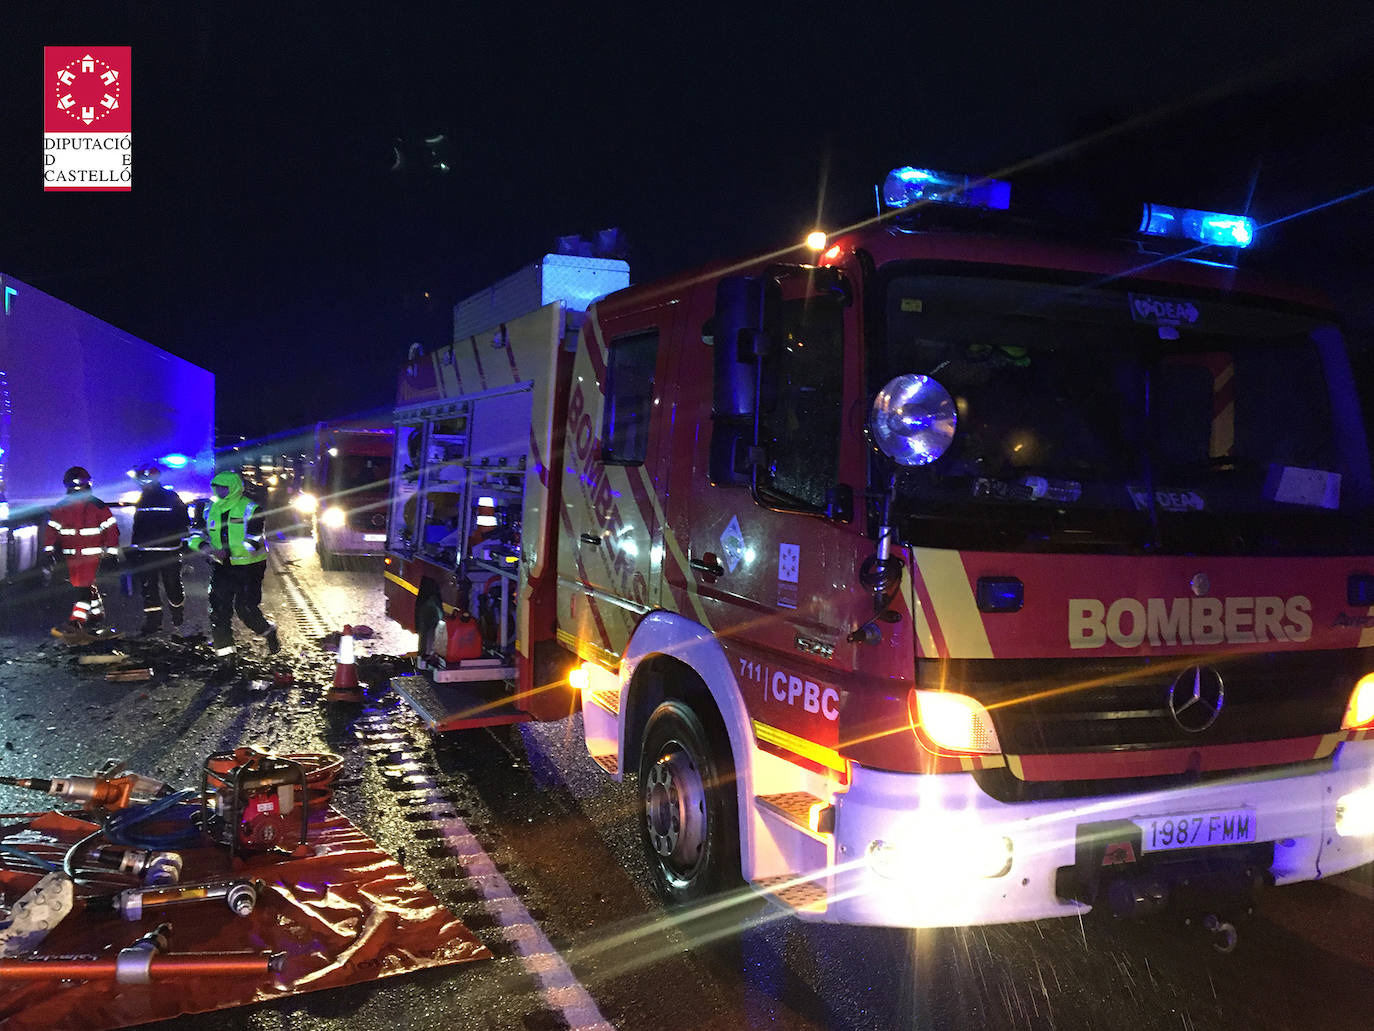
[{"xmin": 875, "ymin": 270, "xmax": 1374, "ymax": 555}]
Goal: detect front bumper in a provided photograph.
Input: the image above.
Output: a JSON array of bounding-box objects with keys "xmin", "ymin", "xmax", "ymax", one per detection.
[
  {"xmin": 820, "ymin": 739, "xmax": 1374, "ymax": 928},
  {"xmin": 316, "ymin": 525, "xmax": 388, "ymax": 557}
]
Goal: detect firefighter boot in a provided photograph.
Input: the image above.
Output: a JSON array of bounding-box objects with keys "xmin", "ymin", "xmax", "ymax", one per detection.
[{"xmin": 264, "ymin": 624, "xmax": 280, "ymax": 655}]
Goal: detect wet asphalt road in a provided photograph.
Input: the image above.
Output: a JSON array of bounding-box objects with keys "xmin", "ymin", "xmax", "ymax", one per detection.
[{"xmin": 3, "ymin": 533, "xmax": 1374, "ymax": 1030}]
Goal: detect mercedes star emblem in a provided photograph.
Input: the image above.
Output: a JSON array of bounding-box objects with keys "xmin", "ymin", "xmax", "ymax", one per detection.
[{"xmin": 1168, "ymin": 666, "xmax": 1225, "ymax": 733}]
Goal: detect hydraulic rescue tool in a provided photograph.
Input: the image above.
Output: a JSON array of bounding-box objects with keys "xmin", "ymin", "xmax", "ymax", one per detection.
[
  {"xmin": 0, "ymin": 759, "xmax": 171, "ymax": 812},
  {"xmin": 200, "ymin": 748, "xmax": 342, "ymax": 857},
  {"xmin": 88, "ymin": 877, "xmax": 265, "ymax": 920},
  {"xmin": 86, "ymin": 845, "xmax": 184, "ymax": 885},
  {"xmin": 0, "ymin": 922, "xmax": 285, "ymax": 982}
]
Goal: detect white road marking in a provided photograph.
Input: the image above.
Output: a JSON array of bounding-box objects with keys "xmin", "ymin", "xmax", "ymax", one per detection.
[{"xmin": 357, "ymin": 710, "xmax": 615, "ymax": 1031}]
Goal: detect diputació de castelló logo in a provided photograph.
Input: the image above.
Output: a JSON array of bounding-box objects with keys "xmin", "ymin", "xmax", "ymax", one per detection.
[{"xmin": 43, "ymin": 46, "xmax": 132, "ymax": 192}]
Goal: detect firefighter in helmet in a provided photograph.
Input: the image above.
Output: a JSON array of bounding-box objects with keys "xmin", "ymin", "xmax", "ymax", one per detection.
[
  {"xmin": 129, "ymin": 463, "xmax": 191, "ymax": 633},
  {"xmin": 41, "ymin": 466, "xmax": 120, "ymax": 634},
  {"xmin": 187, "ymin": 470, "xmax": 279, "ymax": 671}
]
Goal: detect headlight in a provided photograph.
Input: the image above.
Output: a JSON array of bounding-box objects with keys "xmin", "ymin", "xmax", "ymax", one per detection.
[
  {"xmin": 1341, "ymin": 672, "xmax": 1374, "ymax": 731},
  {"xmin": 292, "ymin": 492, "xmax": 318, "ymax": 514},
  {"xmin": 909, "ymin": 689, "xmax": 1001, "ymax": 754},
  {"xmin": 321, "ymin": 506, "xmax": 347, "ymax": 529},
  {"xmin": 1336, "ymin": 786, "xmax": 1374, "ymax": 837}
]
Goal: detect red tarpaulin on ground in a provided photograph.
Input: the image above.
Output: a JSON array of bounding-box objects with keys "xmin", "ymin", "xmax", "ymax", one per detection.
[{"xmin": 0, "ymin": 808, "xmax": 489, "ymax": 1030}]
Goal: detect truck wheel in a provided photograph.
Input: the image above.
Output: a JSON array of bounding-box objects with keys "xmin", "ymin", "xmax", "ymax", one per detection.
[{"xmin": 638, "ymin": 699, "xmax": 739, "ymax": 906}]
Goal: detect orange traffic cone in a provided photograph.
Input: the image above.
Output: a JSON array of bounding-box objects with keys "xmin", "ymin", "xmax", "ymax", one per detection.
[{"xmin": 327, "ymin": 625, "xmax": 363, "ymax": 702}]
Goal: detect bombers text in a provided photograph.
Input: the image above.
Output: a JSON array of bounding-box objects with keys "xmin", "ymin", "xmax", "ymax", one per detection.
[{"xmin": 1069, "ymin": 595, "xmax": 1312, "ymax": 649}]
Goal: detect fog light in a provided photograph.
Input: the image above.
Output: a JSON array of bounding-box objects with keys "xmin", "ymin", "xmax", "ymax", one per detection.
[
  {"xmin": 867, "ymin": 839, "xmax": 904, "ymax": 880},
  {"xmin": 1336, "ymin": 786, "xmax": 1374, "ymax": 837},
  {"xmin": 866, "ymin": 832, "xmax": 1013, "ymax": 880}
]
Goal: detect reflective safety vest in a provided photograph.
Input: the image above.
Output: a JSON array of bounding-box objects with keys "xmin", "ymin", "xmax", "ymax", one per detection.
[{"xmin": 189, "ymin": 497, "xmax": 267, "ymax": 565}]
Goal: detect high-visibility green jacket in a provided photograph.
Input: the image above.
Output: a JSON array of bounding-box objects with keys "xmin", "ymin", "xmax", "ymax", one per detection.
[{"xmin": 188, "ymin": 471, "xmax": 267, "ymax": 566}]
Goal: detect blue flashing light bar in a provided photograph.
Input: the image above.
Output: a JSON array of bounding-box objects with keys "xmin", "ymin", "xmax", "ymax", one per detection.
[
  {"xmin": 882, "ymin": 167, "xmax": 1011, "ymax": 212},
  {"xmin": 160, "ymin": 452, "xmax": 190, "ymax": 468},
  {"xmin": 1140, "ymin": 203, "xmax": 1256, "ymax": 249}
]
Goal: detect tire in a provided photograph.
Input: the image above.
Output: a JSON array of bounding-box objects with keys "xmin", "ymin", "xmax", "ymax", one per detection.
[{"xmin": 638, "ymin": 698, "xmax": 740, "ymax": 906}]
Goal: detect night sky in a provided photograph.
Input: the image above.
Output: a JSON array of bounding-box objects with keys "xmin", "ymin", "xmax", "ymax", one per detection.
[{"xmin": 4, "ymin": 3, "xmax": 1373, "ymax": 443}]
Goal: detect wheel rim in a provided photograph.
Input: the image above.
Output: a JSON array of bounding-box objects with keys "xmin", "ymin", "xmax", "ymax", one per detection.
[{"xmin": 644, "ymin": 741, "xmax": 708, "ymax": 882}]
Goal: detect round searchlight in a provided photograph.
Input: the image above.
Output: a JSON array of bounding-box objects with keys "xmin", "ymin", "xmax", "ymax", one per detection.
[{"xmin": 870, "ymin": 374, "xmax": 957, "ymax": 467}]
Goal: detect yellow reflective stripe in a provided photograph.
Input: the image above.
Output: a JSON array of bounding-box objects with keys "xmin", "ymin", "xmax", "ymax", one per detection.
[
  {"xmin": 752, "ymin": 720, "xmax": 847, "ymax": 774},
  {"xmin": 912, "ymin": 548, "xmax": 992, "ymax": 658},
  {"xmin": 901, "ymin": 560, "xmax": 938, "ymax": 658},
  {"xmin": 556, "ymin": 627, "xmax": 619, "ymax": 669},
  {"xmin": 1360, "ymin": 605, "xmax": 1374, "ymax": 649},
  {"xmin": 384, "ymin": 570, "xmax": 418, "ymax": 595}
]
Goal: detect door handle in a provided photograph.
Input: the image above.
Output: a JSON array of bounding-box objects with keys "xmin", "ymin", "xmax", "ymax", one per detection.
[
  {"xmin": 689, "ymin": 553, "xmax": 725, "ymax": 578},
  {"xmin": 580, "ymin": 533, "xmax": 601, "ymax": 546}
]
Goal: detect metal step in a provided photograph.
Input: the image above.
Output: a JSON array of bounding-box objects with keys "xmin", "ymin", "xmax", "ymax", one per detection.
[
  {"xmin": 753, "ymin": 873, "xmax": 830, "ymax": 915},
  {"xmin": 420, "ymin": 655, "xmax": 516, "ymax": 684},
  {"xmin": 389, "ymin": 673, "xmax": 532, "ymax": 733},
  {"xmin": 755, "ymin": 792, "xmax": 833, "ymax": 836}
]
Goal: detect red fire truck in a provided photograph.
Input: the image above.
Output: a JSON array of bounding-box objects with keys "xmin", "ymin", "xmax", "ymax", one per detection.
[{"xmin": 383, "ymin": 174, "xmax": 1374, "ymax": 933}]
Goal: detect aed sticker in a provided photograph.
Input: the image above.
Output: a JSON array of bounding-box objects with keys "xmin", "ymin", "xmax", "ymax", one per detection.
[
  {"xmin": 778, "ymin": 542, "xmax": 800, "ymax": 610},
  {"xmin": 1129, "ymin": 487, "xmax": 1205, "ymax": 512},
  {"xmin": 1128, "ymin": 293, "xmax": 1201, "ymax": 328},
  {"xmin": 720, "ymin": 515, "xmax": 746, "ymax": 573}
]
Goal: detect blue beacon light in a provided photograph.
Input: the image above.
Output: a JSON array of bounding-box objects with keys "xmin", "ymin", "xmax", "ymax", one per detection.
[
  {"xmin": 882, "ymin": 167, "xmax": 1012, "ymax": 211},
  {"xmin": 1140, "ymin": 203, "xmax": 1256, "ymax": 249}
]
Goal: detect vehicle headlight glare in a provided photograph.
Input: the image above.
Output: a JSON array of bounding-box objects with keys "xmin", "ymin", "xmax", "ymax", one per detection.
[
  {"xmin": 910, "ymin": 690, "xmax": 1001, "ymax": 754},
  {"xmin": 1341, "ymin": 673, "xmax": 1374, "ymax": 731},
  {"xmin": 1336, "ymin": 786, "xmax": 1374, "ymax": 837},
  {"xmin": 321, "ymin": 506, "xmax": 347, "ymax": 529}
]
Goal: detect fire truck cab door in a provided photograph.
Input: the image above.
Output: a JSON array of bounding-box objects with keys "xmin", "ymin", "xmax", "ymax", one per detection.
[{"xmin": 666, "ymin": 274, "xmax": 863, "ymax": 741}]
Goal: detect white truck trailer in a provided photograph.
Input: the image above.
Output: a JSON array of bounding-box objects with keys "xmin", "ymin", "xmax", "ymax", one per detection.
[{"xmin": 0, "ymin": 273, "xmax": 215, "ymax": 582}]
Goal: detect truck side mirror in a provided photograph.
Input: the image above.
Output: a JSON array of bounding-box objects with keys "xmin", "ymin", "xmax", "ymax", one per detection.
[
  {"xmin": 711, "ymin": 276, "xmax": 779, "ymax": 418},
  {"xmin": 709, "ymin": 276, "xmax": 780, "ymax": 486}
]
